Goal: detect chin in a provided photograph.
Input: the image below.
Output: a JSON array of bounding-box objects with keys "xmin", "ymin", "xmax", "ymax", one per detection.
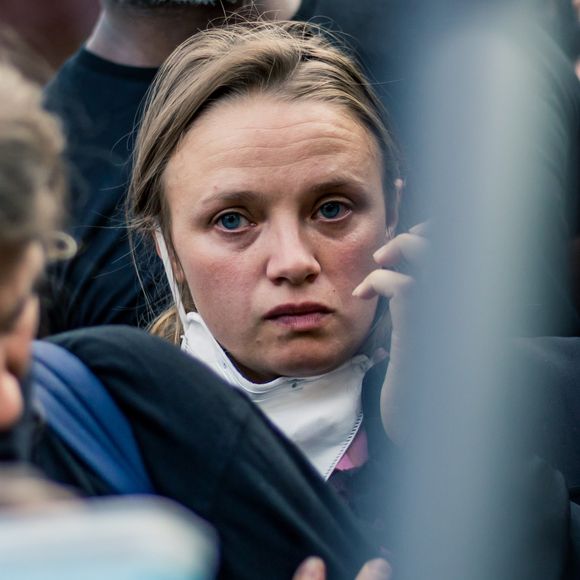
[
  {"xmin": 238, "ymin": 339, "xmax": 360, "ymax": 382},
  {"xmin": 274, "ymin": 352, "xmax": 347, "ymax": 379}
]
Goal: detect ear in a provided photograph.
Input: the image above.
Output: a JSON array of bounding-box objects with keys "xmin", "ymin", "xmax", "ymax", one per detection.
[{"xmin": 386, "ymin": 178, "xmax": 404, "ymax": 240}]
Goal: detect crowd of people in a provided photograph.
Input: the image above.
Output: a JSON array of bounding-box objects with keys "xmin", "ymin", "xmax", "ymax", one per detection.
[{"xmin": 0, "ymin": 0, "xmax": 580, "ymax": 578}]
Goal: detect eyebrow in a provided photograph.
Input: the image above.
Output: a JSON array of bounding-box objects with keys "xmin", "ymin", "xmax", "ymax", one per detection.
[
  {"xmin": 306, "ymin": 178, "xmax": 368, "ymax": 195},
  {"xmin": 200, "ymin": 190, "xmax": 261, "ymax": 209},
  {"xmin": 200, "ymin": 177, "xmax": 369, "ymax": 208}
]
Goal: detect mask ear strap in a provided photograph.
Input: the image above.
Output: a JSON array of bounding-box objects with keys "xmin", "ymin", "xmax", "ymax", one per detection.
[{"xmin": 154, "ymin": 227, "xmax": 189, "ymax": 331}]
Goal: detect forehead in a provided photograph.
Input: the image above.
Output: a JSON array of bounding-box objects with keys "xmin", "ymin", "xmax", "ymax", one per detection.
[{"xmin": 163, "ymin": 95, "xmax": 383, "ymax": 203}]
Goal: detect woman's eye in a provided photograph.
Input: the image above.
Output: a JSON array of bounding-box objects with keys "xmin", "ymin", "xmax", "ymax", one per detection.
[
  {"xmin": 316, "ymin": 201, "xmax": 349, "ymax": 221},
  {"xmin": 216, "ymin": 212, "xmax": 250, "ymax": 231}
]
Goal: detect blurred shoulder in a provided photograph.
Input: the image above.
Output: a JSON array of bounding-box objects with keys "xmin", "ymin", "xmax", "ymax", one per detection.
[
  {"xmin": 47, "ymin": 325, "xmax": 171, "ymax": 355},
  {"xmin": 45, "ymin": 326, "xmax": 202, "ymax": 383},
  {"xmin": 44, "ymin": 326, "xmax": 243, "ymax": 411}
]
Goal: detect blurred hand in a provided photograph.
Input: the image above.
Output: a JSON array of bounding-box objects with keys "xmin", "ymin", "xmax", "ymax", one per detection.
[
  {"xmin": 353, "ymin": 223, "xmax": 429, "ymax": 443},
  {"xmin": 293, "ymin": 557, "xmax": 391, "ymax": 580}
]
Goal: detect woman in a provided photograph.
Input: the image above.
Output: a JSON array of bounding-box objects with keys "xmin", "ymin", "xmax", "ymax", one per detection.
[
  {"xmin": 129, "ymin": 21, "xmax": 423, "ymax": 482},
  {"xmin": 0, "ymin": 59, "xmax": 390, "ymax": 579}
]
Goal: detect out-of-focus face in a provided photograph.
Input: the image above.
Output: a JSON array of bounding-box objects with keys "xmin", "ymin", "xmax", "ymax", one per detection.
[
  {"xmin": 164, "ymin": 96, "xmax": 388, "ymax": 382},
  {"xmin": 0, "ymin": 242, "xmax": 43, "ymax": 429}
]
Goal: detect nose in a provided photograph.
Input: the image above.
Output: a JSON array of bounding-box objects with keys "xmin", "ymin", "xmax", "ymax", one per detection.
[{"xmin": 265, "ymin": 221, "xmax": 321, "ymax": 285}]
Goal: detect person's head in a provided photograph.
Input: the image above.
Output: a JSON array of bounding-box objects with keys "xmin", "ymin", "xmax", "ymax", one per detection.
[
  {"xmin": 130, "ymin": 21, "xmax": 401, "ymax": 382},
  {"xmin": 0, "ymin": 63, "xmax": 66, "ymax": 428}
]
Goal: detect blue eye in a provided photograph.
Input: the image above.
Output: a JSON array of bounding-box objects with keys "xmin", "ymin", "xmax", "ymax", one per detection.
[
  {"xmin": 317, "ymin": 201, "xmax": 346, "ymax": 220},
  {"xmin": 216, "ymin": 212, "xmax": 249, "ymax": 231}
]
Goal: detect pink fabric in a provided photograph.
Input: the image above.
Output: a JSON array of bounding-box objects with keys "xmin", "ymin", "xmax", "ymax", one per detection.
[{"xmin": 334, "ymin": 429, "xmax": 368, "ymax": 471}]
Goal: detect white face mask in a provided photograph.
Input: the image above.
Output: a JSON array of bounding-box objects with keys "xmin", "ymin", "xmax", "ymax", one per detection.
[{"xmin": 155, "ymin": 230, "xmax": 375, "ymax": 479}]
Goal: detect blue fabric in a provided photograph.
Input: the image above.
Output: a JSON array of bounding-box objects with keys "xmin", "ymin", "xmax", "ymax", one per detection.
[{"xmin": 31, "ymin": 341, "xmax": 153, "ymax": 495}]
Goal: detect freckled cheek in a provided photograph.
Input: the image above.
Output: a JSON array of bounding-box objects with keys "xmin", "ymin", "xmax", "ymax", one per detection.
[
  {"xmin": 323, "ymin": 233, "xmax": 382, "ymax": 333},
  {"xmin": 326, "ymin": 230, "xmax": 383, "ymax": 293},
  {"xmin": 183, "ymin": 253, "xmax": 258, "ymax": 334}
]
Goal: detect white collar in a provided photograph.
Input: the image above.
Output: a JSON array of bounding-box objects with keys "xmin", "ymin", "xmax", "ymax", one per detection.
[{"xmin": 181, "ymin": 312, "xmax": 373, "ymax": 479}]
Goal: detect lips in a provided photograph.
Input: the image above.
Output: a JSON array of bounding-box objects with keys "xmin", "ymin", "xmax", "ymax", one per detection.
[
  {"xmin": 264, "ymin": 302, "xmax": 333, "ymax": 319},
  {"xmin": 264, "ymin": 302, "xmax": 333, "ymax": 331}
]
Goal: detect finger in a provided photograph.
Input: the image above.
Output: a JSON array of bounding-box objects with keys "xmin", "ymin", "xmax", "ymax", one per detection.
[
  {"xmin": 373, "ymin": 232, "xmax": 429, "ymax": 268},
  {"xmin": 292, "ymin": 557, "xmax": 326, "ymax": 580},
  {"xmin": 356, "ymin": 558, "xmax": 392, "ymax": 580},
  {"xmin": 352, "ymin": 269, "xmax": 413, "ymax": 300}
]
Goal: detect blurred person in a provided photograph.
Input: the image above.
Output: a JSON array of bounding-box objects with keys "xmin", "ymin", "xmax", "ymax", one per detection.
[
  {"xmin": 0, "ymin": 61, "xmax": 67, "ymax": 458},
  {"xmin": 375, "ymin": 3, "xmax": 580, "ymax": 576},
  {"xmin": 0, "ymin": 54, "xmax": 79, "ymax": 522},
  {"xmin": 447, "ymin": 5, "xmax": 580, "ymax": 335}
]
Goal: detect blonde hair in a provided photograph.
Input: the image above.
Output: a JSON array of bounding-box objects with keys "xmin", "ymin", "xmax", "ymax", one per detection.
[
  {"xmin": 0, "ymin": 63, "xmax": 67, "ymax": 257},
  {"xmin": 129, "ymin": 20, "xmax": 401, "ymax": 342}
]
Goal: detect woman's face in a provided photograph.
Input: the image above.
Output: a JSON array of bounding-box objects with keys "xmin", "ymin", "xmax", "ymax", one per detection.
[
  {"xmin": 0, "ymin": 242, "xmax": 43, "ymax": 428},
  {"xmin": 164, "ymin": 96, "xmax": 388, "ymax": 382}
]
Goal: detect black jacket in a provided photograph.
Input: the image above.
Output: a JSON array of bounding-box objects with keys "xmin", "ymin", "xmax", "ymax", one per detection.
[{"xmin": 30, "ymin": 326, "xmax": 379, "ymax": 579}]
